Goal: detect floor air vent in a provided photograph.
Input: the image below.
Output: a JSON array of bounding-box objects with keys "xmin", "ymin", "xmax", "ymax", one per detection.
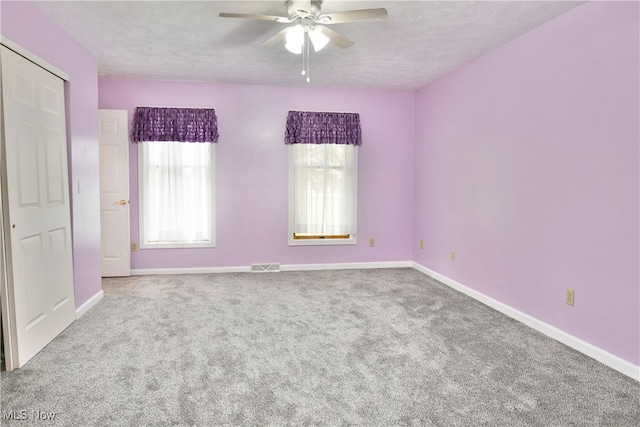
[{"xmin": 251, "ymin": 264, "xmax": 280, "ymax": 273}]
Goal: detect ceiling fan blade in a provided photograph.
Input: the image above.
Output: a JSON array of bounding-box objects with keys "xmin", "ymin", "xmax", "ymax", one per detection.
[
  {"xmin": 317, "ymin": 8, "xmax": 388, "ymax": 24},
  {"xmin": 260, "ymin": 28, "xmax": 290, "ymax": 48},
  {"xmin": 317, "ymin": 26, "xmax": 354, "ymax": 49},
  {"xmin": 219, "ymin": 12, "xmax": 292, "ymax": 23}
]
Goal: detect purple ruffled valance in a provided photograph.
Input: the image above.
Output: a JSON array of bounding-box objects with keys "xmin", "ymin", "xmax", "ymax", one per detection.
[
  {"xmin": 284, "ymin": 111, "xmax": 361, "ymax": 146},
  {"xmin": 131, "ymin": 107, "xmax": 219, "ymax": 143}
]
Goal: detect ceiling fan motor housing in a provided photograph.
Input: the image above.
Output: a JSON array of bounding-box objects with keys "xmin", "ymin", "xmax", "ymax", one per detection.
[{"xmin": 288, "ymin": 0, "xmax": 323, "ymax": 19}]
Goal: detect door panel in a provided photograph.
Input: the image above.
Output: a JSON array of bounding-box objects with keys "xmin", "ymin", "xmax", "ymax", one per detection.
[
  {"xmin": 41, "ymin": 84, "xmax": 60, "ymax": 114},
  {"xmin": 9, "ymin": 71, "xmax": 34, "ymax": 106},
  {"xmin": 101, "ymin": 210, "xmax": 121, "ymax": 256},
  {"xmin": 48, "ymin": 227, "xmax": 70, "ymax": 307},
  {"xmin": 1, "ymin": 45, "xmax": 76, "ymax": 367},
  {"xmin": 44, "ymin": 127, "xmax": 65, "ymax": 203},
  {"xmin": 16, "ymin": 121, "xmax": 40, "ymax": 206},
  {"xmin": 20, "ymin": 234, "xmax": 46, "ymax": 328},
  {"xmin": 99, "ymin": 109, "xmax": 130, "ymax": 277}
]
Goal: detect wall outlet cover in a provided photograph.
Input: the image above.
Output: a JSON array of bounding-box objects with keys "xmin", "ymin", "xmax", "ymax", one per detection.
[{"xmin": 566, "ymin": 289, "xmax": 575, "ymax": 306}]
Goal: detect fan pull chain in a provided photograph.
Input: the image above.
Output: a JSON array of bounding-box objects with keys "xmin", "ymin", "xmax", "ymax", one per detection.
[
  {"xmin": 301, "ymin": 36, "xmax": 306, "ymax": 77},
  {"xmin": 300, "ymin": 30, "xmax": 311, "ymax": 83},
  {"xmin": 306, "ymin": 31, "xmax": 310, "ymax": 83}
]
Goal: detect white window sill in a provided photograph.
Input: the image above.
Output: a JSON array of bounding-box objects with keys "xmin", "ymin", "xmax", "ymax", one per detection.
[{"xmin": 288, "ymin": 237, "xmax": 357, "ymax": 246}]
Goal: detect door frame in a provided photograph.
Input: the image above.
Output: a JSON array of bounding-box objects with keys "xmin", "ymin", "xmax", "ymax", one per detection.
[
  {"xmin": 0, "ymin": 37, "xmax": 71, "ymax": 372},
  {"xmin": 0, "ymin": 69, "xmax": 17, "ymax": 371}
]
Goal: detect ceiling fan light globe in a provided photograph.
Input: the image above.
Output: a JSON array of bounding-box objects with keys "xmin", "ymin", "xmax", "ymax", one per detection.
[
  {"xmin": 285, "ymin": 41, "xmax": 303, "ymax": 54},
  {"xmin": 285, "ymin": 24, "xmax": 304, "ymax": 54},
  {"xmin": 286, "ymin": 25, "xmax": 304, "ymax": 43},
  {"xmin": 309, "ymin": 27, "xmax": 330, "ymax": 52}
]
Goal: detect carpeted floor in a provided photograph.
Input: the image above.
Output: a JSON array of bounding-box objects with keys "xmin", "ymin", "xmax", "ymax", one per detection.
[{"xmin": 1, "ymin": 268, "xmax": 639, "ymax": 426}]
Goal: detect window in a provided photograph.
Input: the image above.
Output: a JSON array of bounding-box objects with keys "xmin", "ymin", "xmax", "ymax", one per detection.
[
  {"xmin": 131, "ymin": 106, "xmax": 218, "ymax": 249},
  {"xmin": 139, "ymin": 141, "xmax": 215, "ymax": 248},
  {"xmin": 289, "ymin": 143, "xmax": 357, "ymax": 245},
  {"xmin": 284, "ymin": 110, "xmax": 361, "ymax": 246}
]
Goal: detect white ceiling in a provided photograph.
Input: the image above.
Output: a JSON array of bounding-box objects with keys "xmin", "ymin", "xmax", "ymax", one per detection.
[{"xmin": 33, "ymin": 1, "xmax": 583, "ymax": 91}]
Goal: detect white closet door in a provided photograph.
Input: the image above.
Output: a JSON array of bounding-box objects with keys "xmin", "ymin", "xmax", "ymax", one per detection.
[{"xmin": 1, "ymin": 45, "xmax": 75, "ymax": 367}]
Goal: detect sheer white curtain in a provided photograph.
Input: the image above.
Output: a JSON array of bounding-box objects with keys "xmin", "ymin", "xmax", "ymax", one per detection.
[
  {"xmin": 292, "ymin": 143, "xmax": 356, "ymax": 236},
  {"xmin": 140, "ymin": 141, "xmax": 213, "ymax": 245}
]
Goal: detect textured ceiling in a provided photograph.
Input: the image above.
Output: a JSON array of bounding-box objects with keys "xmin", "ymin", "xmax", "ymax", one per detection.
[{"xmin": 32, "ymin": 1, "xmax": 583, "ymax": 90}]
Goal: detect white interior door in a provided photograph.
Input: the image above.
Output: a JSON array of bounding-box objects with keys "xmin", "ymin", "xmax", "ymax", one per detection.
[
  {"xmin": 99, "ymin": 109, "xmax": 130, "ymax": 277},
  {"xmin": 0, "ymin": 45, "xmax": 76, "ymax": 368}
]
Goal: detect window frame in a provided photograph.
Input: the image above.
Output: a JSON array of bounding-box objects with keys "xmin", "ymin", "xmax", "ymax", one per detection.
[
  {"xmin": 138, "ymin": 141, "xmax": 216, "ymax": 249},
  {"xmin": 288, "ymin": 143, "xmax": 358, "ymax": 246}
]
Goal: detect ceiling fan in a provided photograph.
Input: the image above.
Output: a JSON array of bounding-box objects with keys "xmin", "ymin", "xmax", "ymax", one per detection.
[{"xmin": 219, "ymin": 0, "xmax": 388, "ymax": 53}]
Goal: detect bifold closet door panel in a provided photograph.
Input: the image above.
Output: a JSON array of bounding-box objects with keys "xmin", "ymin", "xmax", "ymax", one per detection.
[{"xmin": 1, "ymin": 45, "xmax": 75, "ymax": 368}]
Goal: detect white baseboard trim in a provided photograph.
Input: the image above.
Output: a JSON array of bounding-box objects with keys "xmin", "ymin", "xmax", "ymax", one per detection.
[
  {"xmin": 132, "ymin": 266, "xmax": 250, "ymax": 275},
  {"xmin": 132, "ymin": 261, "xmax": 412, "ymax": 276},
  {"xmin": 75, "ymin": 290, "xmax": 104, "ymax": 319},
  {"xmin": 411, "ymin": 262, "xmax": 640, "ymax": 382},
  {"xmin": 280, "ymin": 261, "xmax": 412, "ymax": 272}
]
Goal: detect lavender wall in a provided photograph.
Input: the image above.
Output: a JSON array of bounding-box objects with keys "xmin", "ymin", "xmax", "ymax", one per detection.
[
  {"xmin": 1, "ymin": 1, "xmax": 102, "ymax": 308},
  {"xmin": 413, "ymin": 1, "xmax": 640, "ymax": 365},
  {"xmin": 98, "ymin": 80, "xmax": 415, "ymax": 269}
]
